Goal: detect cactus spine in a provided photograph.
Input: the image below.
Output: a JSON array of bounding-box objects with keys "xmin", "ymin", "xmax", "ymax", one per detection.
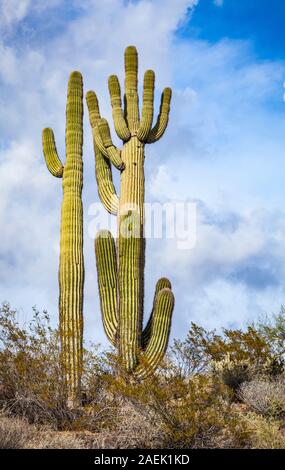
[
  {"xmin": 87, "ymin": 46, "xmax": 174, "ymax": 379},
  {"xmin": 42, "ymin": 72, "xmax": 84, "ymax": 406}
]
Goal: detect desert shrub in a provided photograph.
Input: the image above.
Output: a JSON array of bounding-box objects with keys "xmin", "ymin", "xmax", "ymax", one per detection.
[
  {"xmin": 238, "ymin": 412, "xmax": 285, "ymax": 449},
  {"xmin": 170, "ymin": 323, "xmax": 217, "ymax": 378},
  {"xmin": 0, "ymin": 303, "xmax": 76, "ymax": 428},
  {"xmin": 0, "ymin": 413, "xmax": 35, "ymax": 448},
  {"xmin": 0, "ymin": 303, "xmax": 115, "ymax": 431},
  {"xmin": 0, "ymin": 303, "xmax": 64, "ymax": 403},
  {"xmin": 2, "ymin": 301, "xmax": 285, "ymax": 449},
  {"xmin": 171, "ymin": 322, "xmax": 275, "ymax": 381},
  {"xmin": 172, "ymin": 318, "xmax": 285, "ymax": 393},
  {"xmin": 212, "ymin": 355, "xmax": 253, "ymax": 391},
  {"xmin": 216, "ymin": 406, "xmax": 285, "ymax": 449},
  {"xmin": 106, "ymin": 372, "xmax": 234, "ymax": 449},
  {"xmin": 90, "ymin": 401, "xmax": 163, "ymax": 449},
  {"xmin": 255, "ymin": 307, "xmax": 285, "ymax": 362},
  {"xmin": 239, "ymin": 378, "xmax": 285, "ymax": 418}
]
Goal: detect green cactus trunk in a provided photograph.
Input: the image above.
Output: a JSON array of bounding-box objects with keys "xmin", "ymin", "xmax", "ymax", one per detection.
[
  {"xmin": 42, "ymin": 72, "xmax": 84, "ymax": 406},
  {"xmin": 118, "ymin": 136, "xmax": 145, "ymax": 371},
  {"xmin": 87, "ymin": 46, "xmax": 174, "ymax": 379}
]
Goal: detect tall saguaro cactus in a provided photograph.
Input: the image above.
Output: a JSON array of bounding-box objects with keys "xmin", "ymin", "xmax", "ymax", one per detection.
[
  {"xmin": 42, "ymin": 72, "xmax": 84, "ymax": 406},
  {"xmin": 86, "ymin": 46, "xmax": 174, "ymax": 379}
]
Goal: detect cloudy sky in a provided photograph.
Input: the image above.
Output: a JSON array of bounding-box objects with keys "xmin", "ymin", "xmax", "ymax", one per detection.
[{"xmin": 0, "ymin": 0, "xmax": 285, "ymax": 345}]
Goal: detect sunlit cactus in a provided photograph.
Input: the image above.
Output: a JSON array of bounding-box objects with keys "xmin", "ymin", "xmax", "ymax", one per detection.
[
  {"xmin": 42, "ymin": 71, "xmax": 84, "ymax": 406},
  {"xmin": 87, "ymin": 46, "xmax": 174, "ymax": 379}
]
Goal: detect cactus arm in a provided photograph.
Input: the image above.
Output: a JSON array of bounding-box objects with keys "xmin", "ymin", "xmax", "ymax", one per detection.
[
  {"xmin": 124, "ymin": 46, "xmax": 139, "ymax": 134},
  {"xmin": 95, "ymin": 147, "xmax": 119, "ymax": 215},
  {"xmin": 92, "ymin": 123, "xmax": 112, "ymax": 158},
  {"xmin": 95, "ymin": 230, "xmax": 118, "ymax": 346},
  {"xmin": 86, "ymin": 90, "xmax": 101, "ymax": 125},
  {"xmin": 86, "ymin": 91, "xmax": 119, "ymax": 215},
  {"xmin": 135, "ymin": 287, "xmax": 174, "ymax": 380},
  {"xmin": 137, "ymin": 70, "xmax": 155, "ymax": 142},
  {"xmin": 142, "ymin": 277, "xmax": 171, "ymax": 349},
  {"xmin": 42, "ymin": 128, "xmax": 64, "ymax": 177},
  {"xmin": 96, "ymin": 119, "xmax": 125, "ymax": 170},
  {"xmin": 108, "ymin": 75, "xmax": 131, "ymax": 141},
  {"xmin": 146, "ymin": 88, "xmax": 172, "ymax": 143}
]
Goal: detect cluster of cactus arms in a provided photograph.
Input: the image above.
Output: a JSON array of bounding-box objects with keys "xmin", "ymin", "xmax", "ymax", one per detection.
[
  {"xmin": 42, "ymin": 72, "xmax": 84, "ymax": 407},
  {"xmin": 86, "ymin": 46, "xmax": 175, "ymax": 379}
]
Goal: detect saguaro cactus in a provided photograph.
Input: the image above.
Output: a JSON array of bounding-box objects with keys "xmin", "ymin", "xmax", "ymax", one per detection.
[
  {"xmin": 86, "ymin": 46, "xmax": 174, "ymax": 379},
  {"xmin": 42, "ymin": 71, "xmax": 84, "ymax": 406}
]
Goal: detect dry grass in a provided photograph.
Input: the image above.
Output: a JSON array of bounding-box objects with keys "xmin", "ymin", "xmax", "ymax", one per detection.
[
  {"xmin": 0, "ymin": 414, "xmax": 35, "ymax": 448},
  {"xmin": 0, "ymin": 403, "xmax": 162, "ymax": 450},
  {"xmin": 27, "ymin": 430, "xmax": 85, "ymax": 449},
  {"xmin": 91, "ymin": 401, "xmax": 163, "ymax": 449},
  {"xmin": 0, "ymin": 413, "xmax": 85, "ymax": 449}
]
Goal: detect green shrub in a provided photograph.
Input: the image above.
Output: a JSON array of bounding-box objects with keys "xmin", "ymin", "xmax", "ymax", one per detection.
[
  {"xmin": 212, "ymin": 355, "xmax": 253, "ymax": 391},
  {"xmin": 239, "ymin": 412, "xmax": 285, "ymax": 449}
]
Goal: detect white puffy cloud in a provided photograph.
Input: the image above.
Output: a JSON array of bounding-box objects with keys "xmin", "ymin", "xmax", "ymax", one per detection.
[
  {"xmin": 0, "ymin": 0, "xmax": 31, "ymax": 29},
  {"xmin": 147, "ymin": 204, "xmax": 285, "ymax": 338},
  {"xmin": 0, "ymin": 0, "xmax": 62, "ymax": 31}
]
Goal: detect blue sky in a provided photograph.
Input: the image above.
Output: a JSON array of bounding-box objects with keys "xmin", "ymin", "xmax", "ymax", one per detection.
[
  {"xmin": 181, "ymin": 0, "xmax": 285, "ymax": 61},
  {"xmin": 0, "ymin": 0, "xmax": 285, "ymax": 345}
]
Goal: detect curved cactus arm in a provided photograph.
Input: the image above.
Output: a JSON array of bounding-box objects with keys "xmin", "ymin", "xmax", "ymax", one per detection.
[
  {"xmin": 92, "ymin": 123, "xmax": 112, "ymax": 158},
  {"xmin": 124, "ymin": 46, "xmax": 139, "ymax": 134},
  {"xmin": 135, "ymin": 287, "xmax": 174, "ymax": 380},
  {"xmin": 146, "ymin": 88, "xmax": 172, "ymax": 144},
  {"xmin": 142, "ymin": 277, "xmax": 171, "ymax": 349},
  {"xmin": 137, "ymin": 70, "xmax": 155, "ymax": 142},
  {"xmin": 108, "ymin": 75, "xmax": 131, "ymax": 141},
  {"xmin": 95, "ymin": 230, "xmax": 118, "ymax": 346},
  {"xmin": 95, "ymin": 149, "xmax": 119, "ymax": 215},
  {"xmin": 95, "ymin": 118, "xmax": 124, "ymax": 170},
  {"xmin": 42, "ymin": 128, "xmax": 64, "ymax": 177},
  {"xmin": 86, "ymin": 91, "xmax": 119, "ymax": 215}
]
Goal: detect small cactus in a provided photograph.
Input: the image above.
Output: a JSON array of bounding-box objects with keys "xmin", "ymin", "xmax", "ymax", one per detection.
[
  {"xmin": 87, "ymin": 46, "xmax": 174, "ymax": 379},
  {"xmin": 42, "ymin": 71, "xmax": 84, "ymax": 406}
]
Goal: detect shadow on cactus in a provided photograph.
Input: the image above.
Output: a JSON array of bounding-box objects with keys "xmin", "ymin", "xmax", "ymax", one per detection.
[{"xmin": 86, "ymin": 46, "xmax": 175, "ymax": 379}]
